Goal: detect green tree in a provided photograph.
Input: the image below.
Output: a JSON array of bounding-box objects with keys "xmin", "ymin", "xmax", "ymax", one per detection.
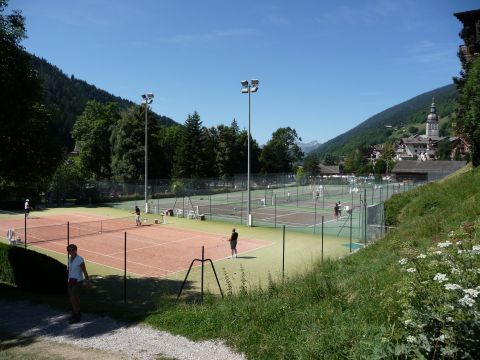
[
  {"xmin": 260, "ymin": 127, "xmax": 304, "ymax": 173},
  {"xmin": 344, "ymin": 146, "xmax": 371, "ymax": 175},
  {"xmin": 110, "ymin": 105, "xmax": 157, "ymax": 180},
  {"xmin": 303, "ymin": 153, "xmax": 320, "ymax": 176},
  {"xmin": 155, "ymin": 125, "xmax": 184, "ymax": 179},
  {"xmin": 323, "ymin": 153, "xmax": 337, "ymax": 166},
  {"xmin": 0, "ymin": 0, "xmax": 62, "ymax": 196},
  {"xmin": 172, "ymin": 112, "xmax": 209, "ymax": 178},
  {"xmin": 72, "ymin": 101, "xmax": 119, "ymax": 179},
  {"xmin": 454, "ymin": 56, "xmax": 480, "ymax": 166}
]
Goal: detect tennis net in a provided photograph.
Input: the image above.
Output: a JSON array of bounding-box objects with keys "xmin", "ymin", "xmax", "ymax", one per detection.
[{"xmin": 16, "ymin": 216, "xmax": 136, "ymax": 244}]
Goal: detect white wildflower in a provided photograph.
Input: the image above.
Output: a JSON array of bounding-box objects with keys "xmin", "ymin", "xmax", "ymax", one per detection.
[
  {"xmin": 444, "ymin": 283, "xmax": 462, "ymax": 291},
  {"xmin": 404, "ymin": 319, "xmax": 413, "ymax": 326},
  {"xmin": 450, "ymin": 267, "xmax": 461, "ymax": 274},
  {"xmin": 446, "ymin": 316, "xmax": 454, "ymax": 323},
  {"xmin": 398, "ymin": 258, "xmax": 408, "ymax": 265},
  {"xmin": 472, "ymin": 245, "xmax": 480, "ymax": 252},
  {"xmin": 448, "ymin": 231, "xmax": 454, "ymax": 237},
  {"xmin": 406, "ymin": 335, "xmax": 416, "ymax": 343},
  {"xmin": 438, "ymin": 241, "xmax": 452, "ymax": 248},
  {"xmin": 458, "ymin": 250, "xmax": 466, "ymax": 254},
  {"xmin": 434, "ymin": 251, "xmax": 443, "ymax": 255},
  {"xmin": 416, "ymin": 254, "xmax": 427, "ymax": 259},
  {"xmin": 463, "ymin": 289, "xmax": 480, "ymax": 298},
  {"xmin": 406, "ymin": 268, "xmax": 416, "ymax": 273},
  {"xmin": 433, "ymin": 273, "xmax": 448, "ymax": 282},
  {"xmin": 436, "ymin": 334, "xmax": 446, "ymax": 342},
  {"xmin": 458, "ymin": 295, "xmax": 476, "ymax": 307}
]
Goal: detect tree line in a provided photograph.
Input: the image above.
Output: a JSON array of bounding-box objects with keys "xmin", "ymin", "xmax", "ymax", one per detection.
[{"xmin": 69, "ymin": 101, "xmax": 304, "ymax": 183}]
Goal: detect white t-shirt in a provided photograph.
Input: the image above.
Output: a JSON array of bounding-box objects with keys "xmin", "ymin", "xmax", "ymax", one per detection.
[{"xmin": 68, "ymin": 255, "xmax": 85, "ymax": 281}]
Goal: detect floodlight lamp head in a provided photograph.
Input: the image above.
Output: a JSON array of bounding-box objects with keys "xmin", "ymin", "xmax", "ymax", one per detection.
[
  {"xmin": 251, "ymin": 79, "xmax": 259, "ymax": 86},
  {"xmin": 250, "ymin": 86, "xmax": 258, "ymax": 93},
  {"xmin": 241, "ymin": 80, "xmax": 249, "ymax": 87},
  {"xmin": 147, "ymin": 93, "xmax": 154, "ymax": 98},
  {"xmin": 241, "ymin": 88, "xmax": 249, "ymax": 94},
  {"xmin": 141, "ymin": 94, "xmax": 147, "ymax": 100}
]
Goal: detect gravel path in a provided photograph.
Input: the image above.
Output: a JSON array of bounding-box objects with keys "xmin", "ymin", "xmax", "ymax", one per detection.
[{"xmin": 0, "ymin": 299, "xmax": 246, "ymax": 360}]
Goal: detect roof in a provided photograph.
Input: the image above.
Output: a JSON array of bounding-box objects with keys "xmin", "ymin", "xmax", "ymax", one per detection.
[
  {"xmin": 400, "ymin": 135, "xmax": 446, "ymax": 144},
  {"xmin": 454, "ymin": 9, "xmax": 480, "ymax": 23},
  {"xmin": 318, "ymin": 164, "xmax": 340, "ymax": 174},
  {"xmin": 391, "ymin": 160, "xmax": 467, "ymax": 174}
]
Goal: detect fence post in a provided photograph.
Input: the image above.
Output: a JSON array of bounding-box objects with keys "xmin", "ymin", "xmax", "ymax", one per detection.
[
  {"xmin": 321, "ymin": 215, "xmax": 324, "ymax": 264},
  {"xmin": 67, "ymin": 222, "xmax": 70, "ymax": 263},
  {"xmin": 124, "ymin": 232, "xmax": 127, "ymax": 304},
  {"xmin": 296, "ymin": 185, "xmax": 299, "ymax": 208},
  {"xmin": 282, "ymin": 225, "xmax": 285, "ymax": 282},
  {"xmin": 240, "ymin": 191, "xmax": 244, "ymax": 225},
  {"xmin": 314, "ymin": 198, "xmax": 317, "ymax": 233},
  {"xmin": 349, "ymin": 212, "xmax": 353, "ymax": 253},
  {"xmin": 209, "ymin": 194, "xmax": 212, "ymax": 220},
  {"xmin": 201, "ymin": 246, "xmax": 205, "ymax": 302},
  {"xmin": 24, "ymin": 213, "xmax": 27, "ymax": 249},
  {"xmin": 274, "ymin": 194, "xmax": 277, "ymax": 228}
]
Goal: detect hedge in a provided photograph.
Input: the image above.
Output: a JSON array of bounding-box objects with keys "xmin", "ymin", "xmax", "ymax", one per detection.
[{"xmin": 0, "ymin": 243, "xmax": 67, "ymax": 293}]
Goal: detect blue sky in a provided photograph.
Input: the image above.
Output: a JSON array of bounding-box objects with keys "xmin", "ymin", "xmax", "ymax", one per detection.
[{"xmin": 9, "ymin": 0, "xmax": 479, "ymax": 145}]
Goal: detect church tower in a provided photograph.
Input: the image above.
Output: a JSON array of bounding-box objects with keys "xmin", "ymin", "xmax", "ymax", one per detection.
[{"xmin": 426, "ymin": 97, "xmax": 439, "ymax": 137}]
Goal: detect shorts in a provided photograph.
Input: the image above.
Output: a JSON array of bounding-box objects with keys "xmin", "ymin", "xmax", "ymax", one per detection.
[
  {"xmin": 135, "ymin": 214, "xmax": 140, "ymax": 222},
  {"xmin": 230, "ymin": 240, "xmax": 237, "ymax": 250},
  {"xmin": 68, "ymin": 281, "xmax": 83, "ymax": 299}
]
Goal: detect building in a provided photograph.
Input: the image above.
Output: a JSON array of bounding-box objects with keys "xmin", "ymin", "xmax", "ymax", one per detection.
[
  {"xmin": 395, "ymin": 98, "xmax": 446, "ymax": 161},
  {"xmin": 454, "ymin": 9, "xmax": 480, "ymax": 67},
  {"xmin": 391, "ymin": 160, "xmax": 467, "ymax": 183}
]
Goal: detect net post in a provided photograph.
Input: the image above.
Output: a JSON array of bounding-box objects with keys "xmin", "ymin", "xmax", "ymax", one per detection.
[
  {"xmin": 349, "ymin": 211, "xmax": 353, "ymax": 253},
  {"xmin": 314, "ymin": 197, "xmax": 317, "ymax": 233}
]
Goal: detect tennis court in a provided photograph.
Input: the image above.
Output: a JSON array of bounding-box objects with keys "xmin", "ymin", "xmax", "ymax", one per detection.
[{"xmin": 0, "ymin": 211, "xmax": 272, "ymax": 277}]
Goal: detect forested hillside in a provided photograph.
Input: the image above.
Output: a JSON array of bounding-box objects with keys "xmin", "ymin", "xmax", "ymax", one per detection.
[
  {"xmin": 313, "ymin": 84, "xmax": 457, "ymax": 158},
  {"xmin": 30, "ymin": 55, "xmax": 178, "ymax": 150}
]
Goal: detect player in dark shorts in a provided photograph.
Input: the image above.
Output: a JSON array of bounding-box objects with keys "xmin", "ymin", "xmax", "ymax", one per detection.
[{"xmin": 228, "ymin": 228, "xmax": 238, "ymax": 258}]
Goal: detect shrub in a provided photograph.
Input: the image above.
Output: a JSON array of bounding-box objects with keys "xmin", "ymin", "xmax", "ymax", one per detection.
[
  {"xmin": 389, "ymin": 221, "xmax": 480, "ymax": 358},
  {"xmin": 0, "ymin": 243, "xmax": 67, "ymax": 293}
]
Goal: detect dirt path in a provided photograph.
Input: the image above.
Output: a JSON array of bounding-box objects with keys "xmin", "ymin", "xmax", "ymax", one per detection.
[{"xmin": 0, "ymin": 299, "xmax": 245, "ymax": 360}]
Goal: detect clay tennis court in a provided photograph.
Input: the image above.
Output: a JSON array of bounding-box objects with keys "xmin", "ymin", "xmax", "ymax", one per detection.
[{"xmin": 0, "ymin": 212, "xmax": 272, "ymax": 277}]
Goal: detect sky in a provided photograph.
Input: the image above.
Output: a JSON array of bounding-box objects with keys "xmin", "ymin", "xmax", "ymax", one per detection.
[{"xmin": 8, "ymin": 0, "xmax": 479, "ymax": 145}]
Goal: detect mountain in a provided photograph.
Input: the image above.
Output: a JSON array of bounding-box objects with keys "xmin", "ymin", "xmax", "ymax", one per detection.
[
  {"xmin": 312, "ymin": 84, "xmax": 457, "ymax": 158},
  {"xmin": 297, "ymin": 140, "xmax": 322, "ymax": 154},
  {"xmin": 30, "ymin": 54, "xmax": 178, "ymax": 151}
]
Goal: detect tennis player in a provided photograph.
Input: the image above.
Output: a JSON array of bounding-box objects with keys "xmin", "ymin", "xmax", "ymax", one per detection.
[
  {"xmin": 133, "ymin": 206, "xmax": 141, "ymax": 226},
  {"xmin": 227, "ymin": 228, "xmax": 238, "ymax": 258},
  {"xmin": 67, "ymin": 244, "xmax": 90, "ymax": 324}
]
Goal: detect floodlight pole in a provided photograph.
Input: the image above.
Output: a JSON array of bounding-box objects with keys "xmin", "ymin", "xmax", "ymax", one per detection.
[
  {"xmin": 142, "ymin": 93, "xmax": 154, "ymax": 213},
  {"xmin": 241, "ymin": 80, "xmax": 259, "ymax": 226},
  {"xmin": 247, "ymin": 85, "xmax": 251, "ymax": 226}
]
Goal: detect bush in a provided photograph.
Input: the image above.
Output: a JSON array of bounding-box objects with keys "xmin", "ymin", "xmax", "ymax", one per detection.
[{"xmin": 0, "ymin": 243, "xmax": 67, "ymax": 293}]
